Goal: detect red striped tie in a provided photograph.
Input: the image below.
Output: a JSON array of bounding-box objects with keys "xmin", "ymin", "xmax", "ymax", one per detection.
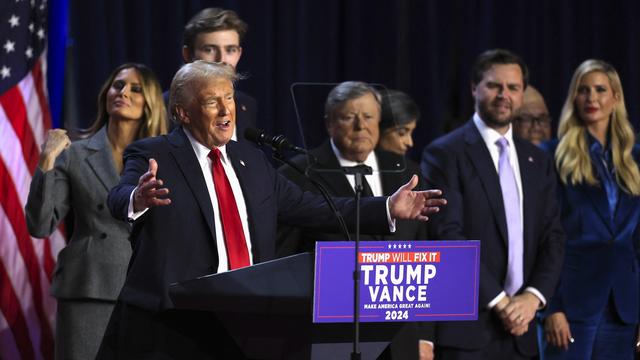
[{"xmin": 209, "ymin": 148, "xmax": 250, "ymax": 269}]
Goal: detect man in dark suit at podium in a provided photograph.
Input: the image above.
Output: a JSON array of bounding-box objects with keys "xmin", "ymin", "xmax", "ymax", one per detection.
[
  {"xmin": 166, "ymin": 7, "xmax": 256, "ymax": 139},
  {"xmin": 97, "ymin": 61, "xmax": 446, "ymax": 359},
  {"xmin": 420, "ymin": 49, "xmax": 564, "ymax": 359}
]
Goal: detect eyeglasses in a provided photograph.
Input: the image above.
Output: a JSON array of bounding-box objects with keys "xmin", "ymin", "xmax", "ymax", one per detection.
[{"xmin": 514, "ymin": 114, "xmax": 551, "ymax": 127}]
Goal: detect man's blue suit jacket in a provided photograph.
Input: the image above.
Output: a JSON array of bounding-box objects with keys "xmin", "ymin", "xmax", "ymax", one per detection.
[
  {"xmin": 421, "ymin": 120, "xmax": 565, "ymax": 357},
  {"xmin": 108, "ymin": 127, "xmax": 391, "ymax": 312}
]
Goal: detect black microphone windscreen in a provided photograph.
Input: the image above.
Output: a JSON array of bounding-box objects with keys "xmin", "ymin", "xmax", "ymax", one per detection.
[{"xmin": 244, "ymin": 127, "xmax": 264, "ymax": 144}]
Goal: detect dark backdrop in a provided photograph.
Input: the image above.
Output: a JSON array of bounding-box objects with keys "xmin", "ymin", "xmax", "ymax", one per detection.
[{"xmin": 66, "ymin": 0, "xmax": 640, "ymax": 162}]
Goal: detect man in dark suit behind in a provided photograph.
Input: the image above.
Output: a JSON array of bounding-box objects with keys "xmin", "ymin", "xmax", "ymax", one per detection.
[
  {"xmin": 277, "ymin": 81, "xmax": 433, "ymax": 359},
  {"xmin": 420, "ymin": 49, "xmax": 565, "ymax": 359},
  {"xmin": 165, "ymin": 7, "xmax": 256, "ymax": 138},
  {"xmin": 97, "ymin": 61, "xmax": 446, "ymax": 359}
]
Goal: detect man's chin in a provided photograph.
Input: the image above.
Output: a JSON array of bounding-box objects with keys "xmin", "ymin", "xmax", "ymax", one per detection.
[{"xmin": 484, "ymin": 115, "xmax": 512, "ymax": 128}]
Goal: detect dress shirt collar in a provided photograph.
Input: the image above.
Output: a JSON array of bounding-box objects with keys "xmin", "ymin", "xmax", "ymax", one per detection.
[
  {"xmin": 329, "ymin": 138, "xmax": 379, "ymax": 171},
  {"xmin": 183, "ymin": 127, "xmax": 230, "ymax": 164},
  {"xmin": 587, "ymin": 131, "xmax": 612, "ymax": 158},
  {"xmin": 473, "ymin": 112, "xmax": 515, "ymax": 148}
]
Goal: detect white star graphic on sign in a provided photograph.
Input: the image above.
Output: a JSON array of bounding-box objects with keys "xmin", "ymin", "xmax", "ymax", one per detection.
[
  {"xmin": 393, "ymin": 244, "xmax": 397, "ymax": 249},
  {"xmin": 37, "ymin": 28, "xmax": 45, "ymax": 40},
  {"xmin": 4, "ymin": 40, "xmax": 15, "ymax": 53},
  {"xmin": 8, "ymin": 15, "xmax": 20, "ymax": 28},
  {"xmin": 388, "ymin": 244, "xmax": 392, "ymax": 249},
  {"xmin": 1, "ymin": 66, "xmax": 11, "ymax": 79},
  {"xmin": 28, "ymin": 22, "xmax": 34, "ymax": 32},
  {"xmin": 408, "ymin": 244, "xmax": 412, "ymax": 249},
  {"xmin": 25, "ymin": 47, "xmax": 33, "ymax": 59}
]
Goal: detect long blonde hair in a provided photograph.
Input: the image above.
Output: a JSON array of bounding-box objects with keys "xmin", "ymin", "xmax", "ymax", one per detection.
[
  {"xmin": 86, "ymin": 63, "xmax": 167, "ymax": 138},
  {"xmin": 555, "ymin": 59, "xmax": 640, "ymax": 195}
]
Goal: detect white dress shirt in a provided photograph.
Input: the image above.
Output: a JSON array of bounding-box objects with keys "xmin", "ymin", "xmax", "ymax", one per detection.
[{"xmin": 329, "ymin": 139, "xmax": 383, "ymax": 196}]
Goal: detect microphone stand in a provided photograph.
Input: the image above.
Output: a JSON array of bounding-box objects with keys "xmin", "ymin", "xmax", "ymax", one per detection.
[
  {"xmin": 343, "ymin": 165, "xmax": 372, "ymax": 360},
  {"xmin": 272, "ymin": 146, "xmax": 371, "ymax": 360}
]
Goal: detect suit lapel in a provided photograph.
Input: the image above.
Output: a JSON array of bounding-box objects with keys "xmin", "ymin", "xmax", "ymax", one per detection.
[
  {"xmin": 463, "ymin": 121, "xmax": 509, "ymax": 246},
  {"xmin": 311, "ymin": 142, "xmax": 356, "ymax": 195},
  {"xmin": 582, "ymin": 182, "xmax": 615, "ymax": 234},
  {"xmin": 514, "ymin": 138, "xmax": 538, "ymax": 268},
  {"xmin": 169, "ymin": 128, "xmax": 216, "ymax": 238},
  {"xmin": 85, "ymin": 127, "xmax": 119, "ymax": 192}
]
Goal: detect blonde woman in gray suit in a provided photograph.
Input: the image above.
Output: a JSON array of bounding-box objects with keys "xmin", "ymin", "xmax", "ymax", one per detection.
[{"xmin": 25, "ymin": 63, "xmax": 167, "ymax": 359}]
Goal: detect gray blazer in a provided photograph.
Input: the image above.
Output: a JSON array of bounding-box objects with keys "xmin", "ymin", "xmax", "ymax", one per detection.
[{"xmin": 25, "ymin": 126, "xmax": 131, "ymax": 300}]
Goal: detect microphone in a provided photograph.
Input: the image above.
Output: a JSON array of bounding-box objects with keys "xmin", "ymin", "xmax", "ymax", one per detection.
[{"xmin": 244, "ymin": 127, "xmax": 307, "ymax": 154}]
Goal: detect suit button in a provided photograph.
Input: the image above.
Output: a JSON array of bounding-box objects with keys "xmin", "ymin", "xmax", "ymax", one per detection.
[
  {"xmin": 100, "ymin": 233, "xmax": 107, "ymax": 239},
  {"xmin": 97, "ymin": 204, "xmax": 104, "ymax": 210}
]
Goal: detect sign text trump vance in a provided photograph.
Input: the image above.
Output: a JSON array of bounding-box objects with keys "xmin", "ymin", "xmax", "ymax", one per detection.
[{"xmin": 359, "ymin": 251, "xmax": 440, "ymax": 303}]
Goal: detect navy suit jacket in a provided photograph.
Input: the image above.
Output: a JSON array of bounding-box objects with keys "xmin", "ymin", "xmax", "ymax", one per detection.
[
  {"xmin": 420, "ymin": 120, "xmax": 565, "ymax": 356},
  {"xmin": 107, "ymin": 127, "xmax": 391, "ymax": 312},
  {"xmin": 542, "ymin": 141, "xmax": 640, "ymax": 325}
]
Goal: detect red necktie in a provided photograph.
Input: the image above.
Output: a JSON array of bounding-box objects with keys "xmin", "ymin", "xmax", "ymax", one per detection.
[{"xmin": 209, "ymin": 148, "xmax": 250, "ymax": 269}]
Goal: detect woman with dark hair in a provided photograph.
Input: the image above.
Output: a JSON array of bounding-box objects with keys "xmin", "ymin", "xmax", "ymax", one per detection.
[
  {"xmin": 377, "ymin": 89, "xmax": 420, "ymax": 156},
  {"xmin": 25, "ymin": 63, "xmax": 167, "ymax": 359},
  {"xmin": 541, "ymin": 59, "xmax": 640, "ymax": 359}
]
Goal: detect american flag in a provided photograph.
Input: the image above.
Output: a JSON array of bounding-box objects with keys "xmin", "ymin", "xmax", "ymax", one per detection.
[{"xmin": 0, "ymin": 0, "xmax": 66, "ymax": 359}]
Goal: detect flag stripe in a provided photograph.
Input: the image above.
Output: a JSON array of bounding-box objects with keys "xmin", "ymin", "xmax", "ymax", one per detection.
[
  {"xmin": 33, "ymin": 57, "xmax": 52, "ymax": 131},
  {"xmin": 18, "ymin": 71, "xmax": 46, "ymax": 148},
  {"xmin": 0, "ymin": 205, "xmax": 44, "ymax": 360},
  {"xmin": 0, "ymin": 101, "xmax": 59, "ymax": 330},
  {"xmin": 0, "ymin": 105, "xmax": 34, "ymax": 212},
  {"xmin": 0, "ymin": 87, "xmax": 40, "ymax": 173},
  {"xmin": 0, "ymin": 258, "xmax": 36, "ymax": 360},
  {"xmin": 0, "ymin": 160, "xmax": 54, "ymax": 359}
]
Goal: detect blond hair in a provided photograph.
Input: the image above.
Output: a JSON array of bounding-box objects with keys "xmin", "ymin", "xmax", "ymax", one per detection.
[{"xmin": 555, "ymin": 59, "xmax": 640, "ymax": 195}]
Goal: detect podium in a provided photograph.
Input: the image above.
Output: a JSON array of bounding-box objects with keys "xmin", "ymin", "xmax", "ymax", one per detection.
[{"xmin": 169, "ymin": 253, "xmax": 405, "ymax": 359}]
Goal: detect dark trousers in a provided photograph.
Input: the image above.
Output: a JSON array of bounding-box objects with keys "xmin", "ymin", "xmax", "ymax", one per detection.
[{"xmin": 96, "ymin": 301, "xmax": 247, "ymax": 360}]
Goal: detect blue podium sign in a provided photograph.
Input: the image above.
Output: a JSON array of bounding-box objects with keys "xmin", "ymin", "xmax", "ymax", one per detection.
[{"xmin": 313, "ymin": 240, "xmax": 480, "ymax": 323}]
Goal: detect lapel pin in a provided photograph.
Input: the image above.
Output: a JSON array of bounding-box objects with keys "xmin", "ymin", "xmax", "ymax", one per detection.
[
  {"xmin": 241, "ymin": 105, "xmax": 247, "ymax": 111},
  {"xmin": 528, "ymin": 156, "xmax": 534, "ymax": 163},
  {"xmin": 240, "ymin": 160, "xmax": 246, "ymax": 167}
]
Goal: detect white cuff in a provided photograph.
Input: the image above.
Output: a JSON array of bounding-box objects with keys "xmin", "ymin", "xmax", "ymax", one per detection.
[
  {"xmin": 524, "ymin": 287, "xmax": 546, "ymax": 309},
  {"xmin": 385, "ymin": 197, "xmax": 396, "ymax": 233},
  {"xmin": 419, "ymin": 339, "xmax": 434, "ymax": 347},
  {"xmin": 487, "ymin": 291, "xmax": 507, "ymax": 309},
  {"xmin": 127, "ymin": 186, "xmax": 149, "ymax": 221}
]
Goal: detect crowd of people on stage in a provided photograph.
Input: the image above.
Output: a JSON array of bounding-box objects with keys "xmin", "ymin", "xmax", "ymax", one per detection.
[{"xmin": 25, "ymin": 6, "xmax": 640, "ymax": 360}]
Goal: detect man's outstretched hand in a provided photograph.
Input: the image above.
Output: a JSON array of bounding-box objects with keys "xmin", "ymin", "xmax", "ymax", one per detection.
[
  {"xmin": 133, "ymin": 159, "xmax": 171, "ymax": 212},
  {"xmin": 389, "ymin": 175, "xmax": 446, "ymax": 221}
]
